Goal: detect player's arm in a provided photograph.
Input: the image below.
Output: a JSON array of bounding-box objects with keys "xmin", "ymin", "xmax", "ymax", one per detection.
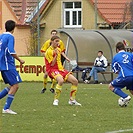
[
  {"xmin": 45, "ymin": 48, "xmax": 57, "ymax": 66},
  {"xmin": 51, "ymin": 49, "xmax": 58, "ymax": 66},
  {"xmin": 40, "ymin": 40, "xmax": 50, "ymax": 53},
  {"xmin": 11, "ymin": 54, "xmax": 25, "ymax": 64},
  {"xmin": 112, "ymin": 59, "xmax": 119, "ymax": 74},
  {"xmin": 61, "ymin": 52, "xmax": 70, "ymax": 62}
]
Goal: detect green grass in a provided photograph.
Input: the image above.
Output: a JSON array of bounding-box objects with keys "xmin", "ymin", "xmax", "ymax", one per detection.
[{"xmin": 0, "ymin": 82, "xmax": 133, "ymax": 133}]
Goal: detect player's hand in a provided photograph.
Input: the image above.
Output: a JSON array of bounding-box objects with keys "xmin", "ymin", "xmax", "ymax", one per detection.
[
  {"xmin": 54, "ymin": 48, "xmax": 59, "ymax": 55},
  {"xmin": 66, "ymin": 57, "xmax": 70, "ymax": 62},
  {"xmin": 20, "ymin": 59, "xmax": 25, "ymax": 64}
]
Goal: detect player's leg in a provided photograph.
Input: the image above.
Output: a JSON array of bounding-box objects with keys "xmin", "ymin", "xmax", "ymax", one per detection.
[
  {"xmin": 0, "ymin": 71, "xmax": 11, "ymax": 99},
  {"xmin": 3, "ymin": 84, "xmax": 19, "ymax": 114},
  {"xmin": 109, "ymin": 78, "xmax": 131, "ymax": 104},
  {"xmin": 109, "ymin": 83, "xmax": 128, "ymax": 98},
  {"xmin": 41, "ymin": 72, "xmax": 48, "ymax": 93},
  {"xmin": 53, "ymin": 75, "xmax": 64, "ymax": 105},
  {"xmin": 129, "ymin": 90, "xmax": 133, "ymax": 95},
  {"xmin": 67, "ymin": 74, "xmax": 78, "ymax": 100},
  {"xmin": 2, "ymin": 69, "xmax": 22, "ymax": 114},
  {"xmin": 109, "ymin": 83, "xmax": 131, "ymax": 106},
  {"xmin": 67, "ymin": 74, "xmax": 81, "ymax": 106},
  {"xmin": 0, "ymin": 86, "xmax": 10, "ymax": 99},
  {"xmin": 50, "ymin": 79, "xmax": 56, "ymax": 93}
]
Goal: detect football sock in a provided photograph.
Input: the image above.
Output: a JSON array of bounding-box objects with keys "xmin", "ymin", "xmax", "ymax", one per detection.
[
  {"xmin": 4, "ymin": 94, "xmax": 14, "ymax": 110},
  {"xmin": 54, "ymin": 84, "xmax": 62, "ymax": 100},
  {"xmin": 43, "ymin": 77, "xmax": 48, "ymax": 89},
  {"xmin": 50, "ymin": 79, "xmax": 56, "ymax": 89},
  {"xmin": 113, "ymin": 88, "xmax": 128, "ymax": 98},
  {"xmin": 0, "ymin": 87, "xmax": 10, "ymax": 99},
  {"xmin": 70, "ymin": 85, "xmax": 77, "ymax": 100}
]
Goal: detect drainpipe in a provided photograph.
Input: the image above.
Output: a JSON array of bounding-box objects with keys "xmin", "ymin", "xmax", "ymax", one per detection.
[
  {"xmin": 94, "ymin": 0, "xmax": 98, "ymax": 29},
  {"xmin": 37, "ymin": 0, "xmax": 40, "ymax": 56}
]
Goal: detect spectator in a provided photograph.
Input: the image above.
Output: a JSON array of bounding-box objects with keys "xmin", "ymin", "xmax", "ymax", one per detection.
[{"xmin": 84, "ymin": 51, "xmax": 108, "ymax": 84}]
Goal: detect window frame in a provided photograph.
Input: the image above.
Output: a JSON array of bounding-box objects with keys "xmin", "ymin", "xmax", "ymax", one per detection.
[{"xmin": 63, "ymin": 1, "xmax": 82, "ymax": 28}]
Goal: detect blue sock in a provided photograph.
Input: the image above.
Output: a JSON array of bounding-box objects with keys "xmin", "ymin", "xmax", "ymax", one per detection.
[
  {"xmin": 4, "ymin": 94, "xmax": 14, "ymax": 110},
  {"xmin": 113, "ymin": 88, "xmax": 128, "ymax": 98},
  {"xmin": 0, "ymin": 87, "xmax": 10, "ymax": 99}
]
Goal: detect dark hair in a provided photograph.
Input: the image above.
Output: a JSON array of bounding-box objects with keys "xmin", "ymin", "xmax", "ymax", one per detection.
[
  {"xmin": 116, "ymin": 42, "xmax": 125, "ymax": 51},
  {"xmin": 51, "ymin": 35, "xmax": 60, "ymax": 41},
  {"xmin": 5, "ymin": 20, "xmax": 16, "ymax": 32},
  {"xmin": 50, "ymin": 36, "xmax": 60, "ymax": 46},
  {"xmin": 98, "ymin": 50, "xmax": 103, "ymax": 54},
  {"xmin": 51, "ymin": 30, "xmax": 57, "ymax": 34}
]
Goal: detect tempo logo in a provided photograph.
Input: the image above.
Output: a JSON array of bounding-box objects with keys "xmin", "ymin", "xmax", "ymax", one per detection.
[{"xmin": 16, "ymin": 65, "xmax": 45, "ymax": 76}]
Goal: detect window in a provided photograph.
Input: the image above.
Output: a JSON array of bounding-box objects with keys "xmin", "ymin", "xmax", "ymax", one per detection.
[{"xmin": 63, "ymin": 2, "xmax": 82, "ymax": 28}]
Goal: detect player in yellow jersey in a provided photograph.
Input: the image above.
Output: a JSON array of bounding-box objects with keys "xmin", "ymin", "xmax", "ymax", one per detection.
[
  {"xmin": 45, "ymin": 35, "xmax": 81, "ymax": 106},
  {"xmin": 40, "ymin": 30, "xmax": 66, "ymax": 93}
]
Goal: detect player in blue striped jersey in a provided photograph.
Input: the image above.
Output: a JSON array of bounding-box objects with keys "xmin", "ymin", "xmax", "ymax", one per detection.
[
  {"xmin": 0, "ymin": 20, "xmax": 25, "ymax": 114},
  {"xmin": 109, "ymin": 42, "xmax": 133, "ymax": 106}
]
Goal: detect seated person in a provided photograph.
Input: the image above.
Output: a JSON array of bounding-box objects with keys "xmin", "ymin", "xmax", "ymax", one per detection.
[{"xmin": 84, "ymin": 51, "xmax": 108, "ymax": 84}]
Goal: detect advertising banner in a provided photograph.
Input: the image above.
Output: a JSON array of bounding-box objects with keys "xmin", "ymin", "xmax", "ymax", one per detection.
[{"xmin": 0, "ymin": 57, "xmax": 47, "ymax": 81}]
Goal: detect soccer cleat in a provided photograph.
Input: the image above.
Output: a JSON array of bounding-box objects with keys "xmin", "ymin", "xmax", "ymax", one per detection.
[
  {"xmin": 2, "ymin": 109, "xmax": 17, "ymax": 114},
  {"xmin": 123, "ymin": 95, "xmax": 131, "ymax": 105},
  {"xmin": 41, "ymin": 88, "xmax": 46, "ymax": 93},
  {"xmin": 84, "ymin": 80, "xmax": 90, "ymax": 84},
  {"xmin": 68, "ymin": 100, "xmax": 81, "ymax": 106},
  {"xmin": 50, "ymin": 88, "xmax": 55, "ymax": 93},
  {"xmin": 53, "ymin": 99, "xmax": 59, "ymax": 106}
]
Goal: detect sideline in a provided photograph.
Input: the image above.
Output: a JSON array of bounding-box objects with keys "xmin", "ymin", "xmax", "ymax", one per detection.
[{"xmin": 106, "ymin": 129, "xmax": 133, "ymax": 133}]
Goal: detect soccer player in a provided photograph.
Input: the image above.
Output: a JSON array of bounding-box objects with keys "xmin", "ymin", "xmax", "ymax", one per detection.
[
  {"xmin": 109, "ymin": 42, "xmax": 133, "ymax": 106},
  {"xmin": 40, "ymin": 30, "xmax": 66, "ymax": 93},
  {"xmin": 84, "ymin": 51, "xmax": 108, "ymax": 84},
  {"xmin": 0, "ymin": 20, "xmax": 25, "ymax": 114},
  {"xmin": 45, "ymin": 35, "xmax": 81, "ymax": 106}
]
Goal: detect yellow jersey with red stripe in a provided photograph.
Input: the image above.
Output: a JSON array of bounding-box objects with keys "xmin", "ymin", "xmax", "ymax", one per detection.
[
  {"xmin": 45, "ymin": 46, "xmax": 64, "ymax": 72},
  {"xmin": 40, "ymin": 39, "xmax": 65, "ymax": 53}
]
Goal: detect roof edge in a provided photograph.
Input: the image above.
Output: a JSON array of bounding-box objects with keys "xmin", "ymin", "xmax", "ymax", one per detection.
[
  {"xmin": 25, "ymin": 0, "xmax": 50, "ymax": 23},
  {"xmin": 3, "ymin": 0, "xmax": 21, "ymax": 24}
]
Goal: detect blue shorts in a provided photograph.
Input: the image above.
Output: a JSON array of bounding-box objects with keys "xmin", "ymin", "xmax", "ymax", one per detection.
[
  {"xmin": 1, "ymin": 69, "xmax": 22, "ymax": 86},
  {"xmin": 111, "ymin": 76, "xmax": 133, "ymax": 90}
]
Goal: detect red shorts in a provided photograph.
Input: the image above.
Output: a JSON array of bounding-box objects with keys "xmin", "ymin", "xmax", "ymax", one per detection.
[{"xmin": 48, "ymin": 69, "xmax": 72, "ymax": 81}]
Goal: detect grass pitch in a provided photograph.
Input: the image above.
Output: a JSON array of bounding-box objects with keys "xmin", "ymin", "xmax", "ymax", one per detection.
[{"xmin": 0, "ymin": 82, "xmax": 133, "ymax": 133}]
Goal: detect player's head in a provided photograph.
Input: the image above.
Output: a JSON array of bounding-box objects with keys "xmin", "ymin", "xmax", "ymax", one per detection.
[
  {"xmin": 97, "ymin": 50, "xmax": 103, "ymax": 57},
  {"xmin": 50, "ymin": 36, "xmax": 60, "ymax": 48},
  {"xmin": 5, "ymin": 20, "xmax": 16, "ymax": 33},
  {"xmin": 116, "ymin": 42, "xmax": 125, "ymax": 53},
  {"xmin": 51, "ymin": 30, "xmax": 58, "ymax": 36}
]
